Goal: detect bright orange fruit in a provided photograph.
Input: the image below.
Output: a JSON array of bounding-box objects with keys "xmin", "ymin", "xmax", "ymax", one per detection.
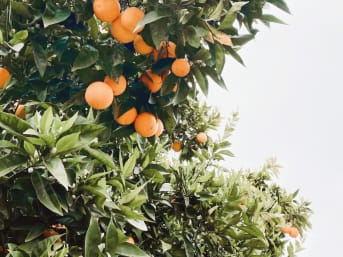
[
  {"xmin": 0, "ymin": 67, "xmax": 11, "ymax": 89},
  {"xmin": 134, "ymin": 112, "xmax": 158, "ymax": 137},
  {"xmin": 85, "ymin": 82, "xmax": 113, "ymax": 110},
  {"xmin": 115, "ymin": 107, "xmax": 137, "ymax": 125},
  {"xmin": 93, "ymin": 0, "xmax": 120, "ymax": 22},
  {"xmin": 104, "ymin": 75, "xmax": 127, "ymax": 96}
]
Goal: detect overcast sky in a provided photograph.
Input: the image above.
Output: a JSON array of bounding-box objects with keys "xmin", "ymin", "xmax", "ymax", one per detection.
[{"xmin": 208, "ymin": 0, "xmax": 343, "ymax": 256}]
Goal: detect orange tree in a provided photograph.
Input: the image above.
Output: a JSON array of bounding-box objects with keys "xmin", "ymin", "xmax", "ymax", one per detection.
[{"xmin": 0, "ymin": 0, "xmax": 311, "ymax": 257}]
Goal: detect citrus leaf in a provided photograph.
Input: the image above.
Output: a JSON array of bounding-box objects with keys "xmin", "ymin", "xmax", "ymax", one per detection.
[
  {"xmin": 135, "ymin": 10, "xmax": 170, "ymax": 32},
  {"xmin": 31, "ymin": 172, "xmax": 63, "ymax": 216},
  {"xmin": 44, "ymin": 157, "xmax": 70, "ymax": 189},
  {"xmin": 0, "ymin": 154, "xmax": 27, "ymax": 178},
  {"xmin": 42, "ymin": 1, "xmax": 71, "ymax": 28},
  {"xmin": 32, "ymin": 42, "xmax": 48, "ymax": 77},
  {"xmin": 115, "ymin": 242, "xmax": 150, "ymax": 257},
  {"xmin": 106, "ymin": 220, "xmax": 119, "ymax": 255},
  {"xmin": 56, "ymin": 132, "xmax": 80, "ymax": 153},
  {"xmin": 72, "ymin": 45, "xmax": 99, "ymax": 72},
  {"xmin": 85, "ymin": 217, "xmax": 101, "ymax": 257}
]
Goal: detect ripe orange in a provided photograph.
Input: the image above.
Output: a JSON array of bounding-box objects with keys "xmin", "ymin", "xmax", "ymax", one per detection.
[
  {"xmin": 289, "ymin": 227, "xmax": 299, "ymax": 238},
  {"xmin": 171, "ymin": 140, "xmax": 182, "ymax": 152},
  {"xmin": 85, "ymin": 82, "xmax": 113, "ymax": 110},
  {"xmin": 111, "ymin": 15, "xmax": 137, "ymax": 43},
  {"xmin": 196, "ymin": 132, "xmax": 207, "ymax": 144},
  {"xmin": 171, "ymin": 58, "xmax": 191, "ymax": 77},
  {"xmin": 134, "ymin": 112, "xmax": 158, "ymax": 138},
  {"xmin": 140, "ymin": 70, "xmax": 162, "ymax": 93},
  {"xmin": 114, "ymin": 107, "xmax": 137, "ymax": 125},
  {"xmin": 104, "ymin": 75, "xmax": 127, "ymax": 96},
  {"xmin": 93, "ymin": 0, "xmax": 120, "ymax": 22},
  {"xmin": 42, "ymin": 229, "xmax": 62, "ymax": 242},
  {"xmin": 120, "ymin": 7, "xmax": 145, "ymax": 33},
  {"xmin": 159, "ymin": 41, "xmax": 176, "ymax": 58},
  {"xmin": 15, "ymin": 104, "xmax": 25, "ymax": 119},
  {"xmin": 155, "ymin": 118, "xmax": 164, "ymax": 136},
  {"xmin": 133, "ymin": 35, "xmax": 153, "ymax": 55},
  {"xmin": 0, "ymin": 67, "xmax": 11, "ymax": 89},
  {"xmin": 127, "ymin": 236, "xmax": 135, "ymax": 244},
  {"xmin": 281, "ymin": 226, "xmax": 292, "ymax": 234}
]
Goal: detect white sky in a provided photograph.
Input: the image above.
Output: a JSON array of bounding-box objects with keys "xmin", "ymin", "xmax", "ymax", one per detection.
[{"xmin": 208, "ymin": 0, "xmax": 343, "ymax": 256}]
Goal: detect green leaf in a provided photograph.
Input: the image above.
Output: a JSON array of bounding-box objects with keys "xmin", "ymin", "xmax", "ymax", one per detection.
[
  {"xmin": 149, "ymin": 21, "xmax": 168, "ymax": 48},
  {"xmin": 115, "ymin": 242, "xmax": 150, "ymax": 257},
  {"xmin": 208, "ymin": 0, "xmax": 223, "ymax": 21},
  {"xmin": 214, "ymin": 44, "xmax": 225, "ymax": 73},
  {"xmin": 0, "ymin": 154, "xmax": 27, "ymax": 178},
  {"xmin": 32, "ymin": 42, "xmax": 48, "ymax": 77},
  {"xmin": 88, "ymin": 17, "xmax": 99, "ymax": 40},
  {"xmin": 122, "ymin": 152, "xmax": 138, "ymax": 178},
  {"xmin": 135, "ymin": 10, "xmax": 170, "ymax": 32},
  {"xmin": 266, "ymin": 0, "xmax": 291, "ymax": 13},
  {"xmin": 42, "ymin": 1, "xmax": 71, "ymax": 27},
  {"xmin": 119, "ymin": 182, "xmax": 148, "ymax": 205},
  {"xmin": 106, "ymin": 220, "xmax": 119, "ymax": 255},
  {"xmin": 0, "ymin": 111, "xmax": 32, "ymax": 140},
  {"xmin": 9, "ymin": 30, "xmax": 28, "ymax": 45},
  {"xmin": 72, "ymin": 45, "xmax": 99, "ymax": 72},
  {"xmin": 0, "ymin": 140, "xmax": 21, "ymax": 150},
  {"xmin": 185, "ymin": 26, "xmax": 201, "ymax": 48},
  {"xmin": 85, "ymin": 217, "xmax": 101, "ymax": 257},
  {"xmin": 44, "ymin": 157, "xmax": 70, "ymax": 189},
  {"xmin": 219, "ymin": 1, "xmax": 249, "ymax": 30},
  {"xmin": 11, "ymin": 1, "xmax": 32, "ymax": 18},
  {"xmin": 58, "ymin": 112, "xmax": 78, "ymax": 135},
  {"xmin": 238, "ymin": 225, "xmax": 265, "ymax": 239},
  {"xmin": 260, "ymin": 14, "xmax": 287, "ymax": 25},
  {"xmin": 161, "ymin": 240, "xmax": 172, "ymax": 253},
  {"xmin": 127, "ymin": 219, "xmax": 148, "ymax": 231},
  {"xmin": 40, "ymin": 107, "xmax": 53, "ymax": 134},
  {"xmin": 31, "ymin": 172, "xmax": 63, "ymax": 216},
  {"xmin": 56, "ymin": 132, "xmax": 80, "ymax": 153},
  {"xmin": 25, "ymin": 223, "xmax": 45, "ymax": 242},
  {"xmin": 83, "ymin": 146, "xmax": 116, "ymax": 169},
  {"xmin": 231, "ymin": 34, "xmax": 255, "ymax": 46},
  {"xmin": 23, "ymin": 141, "xmax": 36, "ymax": 156},
  {"xmin": 226, "ymin": 46, "xmax": 245, "ymax": 66},
  {"xmin": 192, "ymin": 66, "xmax": 208, "ymax": 96}
]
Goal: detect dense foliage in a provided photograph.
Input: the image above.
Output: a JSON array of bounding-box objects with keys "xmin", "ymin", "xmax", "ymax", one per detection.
[{"xmin": 0, "ymin": 0, "xmax": 311, "ymax": 257}]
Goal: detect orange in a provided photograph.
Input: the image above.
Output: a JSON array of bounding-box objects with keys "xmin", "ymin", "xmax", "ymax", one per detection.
[
  {"xmin": 115, "ymin": 107, "xmax": 137, "ymax": 125},
  {"xmin": 134, "ymin": 112, "xmax": 158, "ymax": 138},
  {"xmin": 155, "ymin": 118, "xmax": 164, "ymax": 136},
  {"xmin": 281, "ymin": 226, "xmax": 292, "ymax": 234},
  {"xmin": 104, "ymin": 75, "xmax": 127, "ymax": 96},
  {"xmin": 120, "ymin": 7, "xmax": 145, "ymax": 33},
  {"xmin": 111, "ymin": 15, "xmax": 137, "ymax": 43},
  {"xmin": 127, "ymin": 236, "xmax": 135, "ymax": 244},
  {"xmin": 15, "ymin": 104, "xmax": 25, "ymax": 119},
  {"xmin": 140, "ymin": 70, "xmax": 162, "ymax": 93},
  {"xmin": 0, "ymin": 67, "xmax": 11, "ymax": 89},
  {"xmin": 93, "ymin": 0, "xmax": 120, "ymax": 22},
  {"xmin": 133, "ymin": 35, "xmax": 153, "ymax": 55},
  {"xmin": 171, "ymin": 140, "xmax": 182, "ymax": 152},
  {"xmin": 171, "ymin": 58, "xmax": 190, "ymax": 77},
  {"xmin": 42, "ymin": 229, "xmax": 62, "ymax": 242},
  {"xmin": 85, "ymin": 82, "xmax": 113, "ymax": 110},
  {"xmin": 289, "ymin": 227, "xmax": 299, "ymax": 238},
  {"xmin": 195, "ymin": 132, "xmax": 207, "ymax": 144},
  {"xmin": 159, "ymin": 41, "xmax": 176, "ymax": 58}
]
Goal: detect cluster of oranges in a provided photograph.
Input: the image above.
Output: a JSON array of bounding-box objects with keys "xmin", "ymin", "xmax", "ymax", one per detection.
[
  {"xmin": 93, "ymin": 0, "xmax": 191, "ymax": 78},
  {"xmin": 85, "ymin": 80, "xmax": 164, "ymax": 137},
  {"xmin": 87, "ymin": 0, "xmax": 195, "ymax": 138},
  {"xmin": 281, "ymin": 226, "xmax": 299, "ymax": 238}
]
